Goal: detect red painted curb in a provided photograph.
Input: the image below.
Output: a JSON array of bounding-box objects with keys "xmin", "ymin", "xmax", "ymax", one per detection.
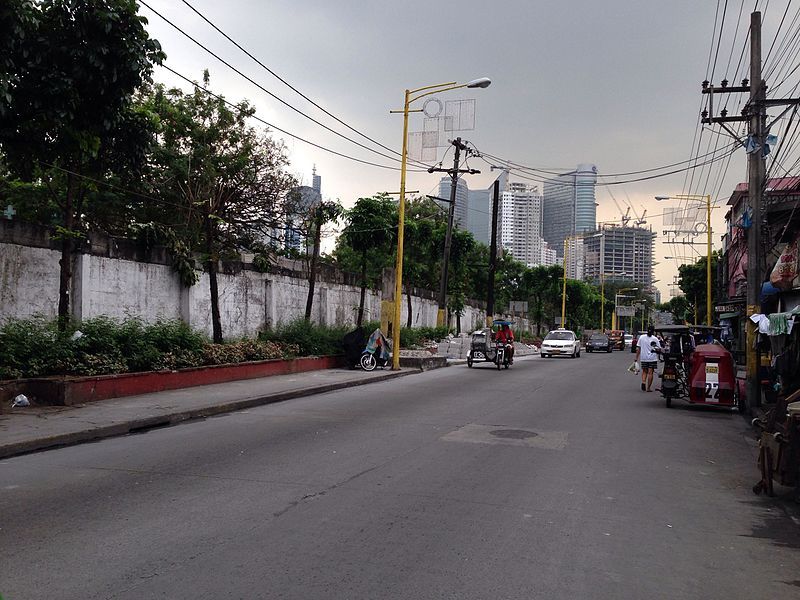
[{"xmin": 3, "ymin": 356, "xmax": 345, "ymax": 406}]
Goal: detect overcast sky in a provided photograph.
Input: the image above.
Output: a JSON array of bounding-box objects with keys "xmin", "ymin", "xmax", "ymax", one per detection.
[{"xmin": 142, "ymin": 1, "xmax": 791, "ymax": 300}]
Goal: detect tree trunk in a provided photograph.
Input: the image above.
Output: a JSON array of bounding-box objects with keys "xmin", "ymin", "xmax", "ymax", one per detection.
[
  {"xmin": 406, "ymin": 282, "xmax": 413, "ymax": 328},
  {"xmin": 305, "ymin": 209, "xmax": 323, "ymax": 321},
  {"xmin": 357, "ymin": 251, "xmax": 367, "ymax": 327},
  {"xmin": 205, "ymin": 216, "xmax": 223, "ymax": 344},
  {"xmin": 456, "ymin": 311, "xmax": 461, "ymax": 334},
  {"xmin": 57, "ymin": 173, "xmax": 76, "ymax": 330}
]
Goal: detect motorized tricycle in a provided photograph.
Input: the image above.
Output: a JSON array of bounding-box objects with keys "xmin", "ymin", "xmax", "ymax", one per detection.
[
  {"xmin": 656, "ymin": 325, "xmax": 739, "ymax": 410},
  {"xmin": 466, "ymin": 321, "xmax": 513, "ymax": 370}
]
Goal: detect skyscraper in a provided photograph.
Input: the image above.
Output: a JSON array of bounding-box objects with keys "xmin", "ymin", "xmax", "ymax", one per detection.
[
  {"xmin": 437, "ymin": 176, "xmax": 469, "ymax": 228},
  {"xmin": 500, "ymin": 182, "xmax": 544, "ymax": 266},
  {"xmin": 584, "ymin": 225, "xmax": 656, "ymax": 294},
  {"xmin": 542, "ymin": 163, "xmax": 598, "ymax": 253}
]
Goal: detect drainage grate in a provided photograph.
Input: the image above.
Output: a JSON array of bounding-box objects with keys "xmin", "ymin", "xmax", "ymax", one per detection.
[{"xmin": 489, "ymin": 429, "xmax": 538, "ymax": 440}]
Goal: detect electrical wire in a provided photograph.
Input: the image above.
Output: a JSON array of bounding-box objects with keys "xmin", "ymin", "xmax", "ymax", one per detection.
[
  {"xmin": 175, "ymin": 0, "xmax": 431, "ymax": 170},
  {"xmin": 161, "ymin": 65, "xmax": 428, "ymax": 172},
  {"xmin": 140, "ymin": 1, "xmax": 432, "ymax": 171}
]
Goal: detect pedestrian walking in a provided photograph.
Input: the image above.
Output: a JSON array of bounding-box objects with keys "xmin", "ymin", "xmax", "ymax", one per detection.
[{"xmin": 635, "ymin": 325, "xmax": 662, "ymax": 392}]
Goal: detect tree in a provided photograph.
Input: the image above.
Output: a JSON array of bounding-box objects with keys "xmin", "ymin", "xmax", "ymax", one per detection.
[
  {"xmin": 678, "ymin": 251, "xmax": 719, "ymax": 323},
  {"xmin": 402, "ymin": 197, "xmax": 446, "ymax": 326},
  {"xmin": 143, "ymin": 78, "xmax": 297, "ymax": 342},
  {"xmin": 336, "ymin": 195, "xmax": 397, "ymax": 326},
  {"xmin": 658, "ymin": 296, "xmax": 691, "ymax": 325},
  {"xmin": 0, "ymin": 0, "xmax": 164, "ymax": 327},
  {"xmin": 305, "ymin": 200, "xmax": 343, "ymax": 321},
  {"xmin": 522, "ymin": 265, "xmax": 563, "ymax": 335}
]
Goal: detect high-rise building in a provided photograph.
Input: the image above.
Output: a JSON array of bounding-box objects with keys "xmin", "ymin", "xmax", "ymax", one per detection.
[
  {"xmin": 500, "ymin": 182, "xmax": 544, "ymax": 266},
  {"xmin": 437, "ymin": 176, "xmax": 469, "ymax": 228},
  {"xmin": 466, "ymin": 187, "xmax": 491, "ymax": 245},
  {"xmin": 564, "ymin": 237, "xmax": 585, "ymax": 279},
  {"xmin": 467, "ymin": 169, "xmax": 509, "ymax": 247},
  {"xmin": 542, "ymin": 163, "xmax": 598, "ymax": 254},
  {"xmin": 540, "ymin": 242, "xmax": 558, "ymax": 267},
  {"xmin": 583, "ymin": 225, "xmax": 656, "ymax": 294},
  {"xmin": 283, "ymin": 169, "xmax": 322, "ymax": 252}
]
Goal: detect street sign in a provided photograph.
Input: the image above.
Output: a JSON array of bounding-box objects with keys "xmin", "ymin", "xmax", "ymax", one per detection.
[
  {"xmin": 509, "ymin": 300, "xmax": 528, "ymax": 313},
  {"xmin": 615, "ymin": 305, "xmax": 635, "ymax": 317}
]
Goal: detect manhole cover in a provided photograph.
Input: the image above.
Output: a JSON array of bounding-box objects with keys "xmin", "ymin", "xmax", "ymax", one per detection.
[{"xmin": 489, "ymin": 429, "xmax": 538, "ymax": 440}]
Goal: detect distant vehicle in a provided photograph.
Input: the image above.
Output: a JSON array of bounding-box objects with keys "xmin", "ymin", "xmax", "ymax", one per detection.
[
  {"xmin": 624, "ymin": 334, "xmax": 634, "ymax": 348},
  {"xmin": 607, "ymin": 330, "xmax": 625, "ymax": 350},
  {"xmin": 540, "ymin": 329, "xmax": 581, "ymax": 358},
  {"xmin": 586, "ymin": 333, "xmax": 613, "ymax": 353}
]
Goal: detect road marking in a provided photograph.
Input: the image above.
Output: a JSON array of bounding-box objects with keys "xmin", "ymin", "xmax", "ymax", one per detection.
[{"xmin": 441, "ymin": 423, "xmax": 568, "ymax": 450}]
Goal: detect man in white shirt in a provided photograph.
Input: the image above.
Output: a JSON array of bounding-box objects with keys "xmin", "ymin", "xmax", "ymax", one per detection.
[{"xmin": 635, "ymin": 325, "xmax": 662, "ymax": 392}]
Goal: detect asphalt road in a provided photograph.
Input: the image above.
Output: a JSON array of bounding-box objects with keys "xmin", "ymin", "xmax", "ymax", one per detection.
[{"xmin": 2, "ymin": 352, "xmax": 799, "ymax": 599}]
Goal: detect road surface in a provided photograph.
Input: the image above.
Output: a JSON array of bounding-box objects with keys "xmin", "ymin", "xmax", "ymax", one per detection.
[{"xmin": 2, "ymin": 352, "xmax": 799, "ymax": 599}]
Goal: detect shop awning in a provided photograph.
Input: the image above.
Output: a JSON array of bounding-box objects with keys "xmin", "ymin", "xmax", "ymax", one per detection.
[{"xmin": 719, "ymin": 312, "xmax": 739, "ymax": 320}]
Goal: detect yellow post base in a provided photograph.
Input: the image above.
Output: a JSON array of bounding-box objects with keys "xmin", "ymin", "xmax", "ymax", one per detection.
[{"xmin": 436, "ymin": 308, "xmax": 447, "ymax": 328}]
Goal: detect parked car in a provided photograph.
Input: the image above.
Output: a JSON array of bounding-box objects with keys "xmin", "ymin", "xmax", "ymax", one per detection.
[
  {"xmin": 540, "ymin": 329, "xmax": 581, "ymax": 358},
  {"xmin": 586, "ymin": 332, "xmax": 613, "ymax": 353}
]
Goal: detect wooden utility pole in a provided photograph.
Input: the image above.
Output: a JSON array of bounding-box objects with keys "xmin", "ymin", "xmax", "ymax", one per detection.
[
  {"xmin": 428, "ymin": 137, "xmax": 479, "ymax": 327},
  {"xmin": 746, "ymin": 11, "xmax": 766, "ymax": 412},
  {"xmin": 701, "ymin": 11, "xmax": 770, "ymax": 412}
]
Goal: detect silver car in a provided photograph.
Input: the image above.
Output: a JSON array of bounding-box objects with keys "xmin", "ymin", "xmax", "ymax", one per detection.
[{"xmin": 540, "ymin": 329, "xmax": 581, "ymax": 358}]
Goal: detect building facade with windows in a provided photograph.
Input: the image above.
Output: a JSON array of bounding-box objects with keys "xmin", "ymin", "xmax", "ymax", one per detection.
[
  {"xmin": 583, "ymin": 225, "xmax": 656, "ymax": 293},
  {"xmin": 437, "ymin": 176, "xmax": 469, "ymax": 228},
  {"xmin": 542, "ymin": 163, "xmax": 598, "ymax": 253},
  {"xmin": 499, "ymin": 182, "xmax": 544, "ymax": 266}
]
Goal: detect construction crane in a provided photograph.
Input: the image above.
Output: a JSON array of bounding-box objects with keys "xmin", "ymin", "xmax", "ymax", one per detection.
[
  {"xmin": 606, "ymin": 187, "xmax": 631, "ymax": 226},
  {"xmin": 635, "ymin": 208, "xmax": 648, "ymax": 226}
]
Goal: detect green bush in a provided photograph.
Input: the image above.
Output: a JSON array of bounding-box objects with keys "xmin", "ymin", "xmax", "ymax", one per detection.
[
  {"xmin": 260, "ymin": 319, "xmax": 349, "ymax": 356},
  {"xmin": 0, "ymin": 315, "xmax": 453, "ymax": 379},
  {"xmin": 0, "ymin": 316, "xmax": 288, "ymax": 379}
]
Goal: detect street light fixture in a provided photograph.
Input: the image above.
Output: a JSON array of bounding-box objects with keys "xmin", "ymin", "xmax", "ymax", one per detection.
[
  {"xmin": 656, "ymin": 194, "xmax": 713, "ymax": 326},
  {"xmin": 390, "ymin": 77, "xmax": 491, "ymax": 370}
]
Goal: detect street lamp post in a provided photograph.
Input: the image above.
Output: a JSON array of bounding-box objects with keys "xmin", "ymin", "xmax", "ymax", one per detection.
[
  {"xmin": 656, "ymin": 194, "xmax": 713, "ymax": 326},
  {"xmin": 390, "ymin": 77, "xmax": 491, "ymax": 370}
]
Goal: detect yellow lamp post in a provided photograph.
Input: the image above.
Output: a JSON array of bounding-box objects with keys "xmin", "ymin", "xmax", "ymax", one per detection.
[
  {"xmin": 656, "ymin": 194, "xmax": 714, "ymax": 326},
  {"xmin": 390, "ymin": 77, "xmax": 491, "ymax": 369}
]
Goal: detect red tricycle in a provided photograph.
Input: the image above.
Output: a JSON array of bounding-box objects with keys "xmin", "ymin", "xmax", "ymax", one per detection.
[{"xmin": 656, "ymin": 325, "xmax": 740, "ymax": 410}]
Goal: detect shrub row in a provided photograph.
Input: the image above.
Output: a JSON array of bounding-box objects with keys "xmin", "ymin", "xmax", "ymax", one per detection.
[
  {"xmin": 0, "ymin": 317, "xmax": 291, "ymax": 379},
  {"xmin": 0, "ymin": 317, "xmax": 457, "ymax": 380}
]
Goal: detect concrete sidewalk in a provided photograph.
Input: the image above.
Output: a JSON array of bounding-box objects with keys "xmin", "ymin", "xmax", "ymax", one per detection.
[{"xmin": 0, "ymin": 367, "xmax": 413, "ymax": 460}]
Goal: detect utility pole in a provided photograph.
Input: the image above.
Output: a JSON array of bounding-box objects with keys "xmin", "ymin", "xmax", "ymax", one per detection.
[
  {"xmin": 747, "ymin": 12, "xmax": 766, "ymax": 412},
  {"xmin": 701, "ymin": 10, "xmax": 772, "ymax": 413},
  {"xmin": 486, "ymin": 178, "xmax": 500, "ymax": 325},
  {"xmin": 428, "ymin": 137, "xmax": 479, "ymax": 327}
]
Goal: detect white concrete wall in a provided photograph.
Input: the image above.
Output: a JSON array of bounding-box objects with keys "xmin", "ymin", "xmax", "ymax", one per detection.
[
  {"xmin": 1, "ymin": 241, "xmax": 488, "ymax": 338},
  {"xmin": 0, "ymin": 244, "xmax": 60, "ymax": 319}
]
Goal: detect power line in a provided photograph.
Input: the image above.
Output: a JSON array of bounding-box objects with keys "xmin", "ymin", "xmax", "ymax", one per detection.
[
  {"xmin": 140, "ymin": 1, "xmax": 431, "ymax": 171},
  {"xmin": 176, "ymin": 0, "xmax": 428, "ymax": 170},
  {"xmin": 161, "ymin": 65, "xmax": 426, "ymax": 172}
]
